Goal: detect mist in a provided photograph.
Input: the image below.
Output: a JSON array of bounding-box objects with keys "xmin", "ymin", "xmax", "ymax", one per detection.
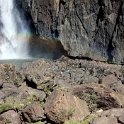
[{"xmin": 0, "ymin": 0, "xmax": 30, "ymax": 59}]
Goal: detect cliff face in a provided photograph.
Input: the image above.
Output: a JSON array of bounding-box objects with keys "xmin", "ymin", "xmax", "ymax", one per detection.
[{"xmin": 21, "ymin": 0, "xmax": 124, "ymax": 64}]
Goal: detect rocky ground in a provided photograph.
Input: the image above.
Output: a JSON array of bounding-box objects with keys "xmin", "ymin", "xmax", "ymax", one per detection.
[{"xmin": 0, "ymin": 56, "xmax": 124, "ymax": 124}]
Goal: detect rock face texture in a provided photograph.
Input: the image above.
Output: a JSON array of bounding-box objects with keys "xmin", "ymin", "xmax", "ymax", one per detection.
[
  {"xmin": 22, "ymin": 102, "xmax": 45, "ymax": 122},
  {"xmin": 92, "ymin": 108, "xmax": 124, "ymax": 124},
  {"xmin": 20, "ymin": 0, "xmax": 124, "ymax": 64},
  {"xmin": 1, "ymin": 110, "xmax": 21, "ymax": 124},
  {"xmin": 45, "ymin": 90, "xmax": 90, "ymax": 123}
]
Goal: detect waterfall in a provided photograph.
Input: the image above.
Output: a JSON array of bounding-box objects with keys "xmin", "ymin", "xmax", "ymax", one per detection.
[{"xmin": 0, "ymin": 0, "xmax": 30, "ymax": 59}]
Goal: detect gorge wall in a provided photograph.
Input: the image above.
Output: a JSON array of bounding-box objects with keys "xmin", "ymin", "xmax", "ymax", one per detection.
[{"xmin": 21, "ymin": 0, "xmax": 124, "ymax": 64}]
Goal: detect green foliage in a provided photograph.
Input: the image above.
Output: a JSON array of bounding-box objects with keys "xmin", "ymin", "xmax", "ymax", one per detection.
[
  {"xmin": 82, "ymin": 114, "xmax": 96, "ymax": 124},
  {"xmin": 81, "ymin": 92, "xmax": 100, "ymax": 112},
  {"xmin": 7, "ymin": 120, "xmax": 12, "ymax": 124},
  {"xmin": 65, "ymin": 114, "xmax": 96, "ymax": 124},
  {"xmin": 65, "ymin": 120, "xmax": 82, "ymax": 124},
  {"xmin": 67, "ymin": 108, "xmax": 75, "ymax": 119},
  {"xmin": 40, "ymin": 101, "xmax": 45, "ymax": 108},
  {"xmin": 0, "ymin": 104, "xmax": 12, "ymax": 113},
  {"xmin": 27, "ymin": 94, "xmax": 38, "ymax": 102},
  {"xmin": 13, "ymin": 78, "xmax": 19, "ymax": 86}
]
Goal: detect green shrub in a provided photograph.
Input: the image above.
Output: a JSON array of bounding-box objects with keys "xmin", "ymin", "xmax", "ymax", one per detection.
[
  {"xmin": 0, "ymin": 104, "xmax": 12, "ymax": 113},
  {"xmin": 65, "ymin": 120, "xmax": 82, "ymax": 124},
  {"xmin": 82, "ymin": 114, "xmax": 96, "ymax": 124}
]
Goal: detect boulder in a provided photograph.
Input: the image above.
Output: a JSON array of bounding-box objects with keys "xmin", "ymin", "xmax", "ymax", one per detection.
[
  {"xmin": 101, "ymin": 74, "xmax": 120, "ymax": 86},
  {"xmin": 0, "ymin": 64, "xmax": 22, "ymax": 84},
  {"xmin": 0, "ymin": 82, "xmax": 46, "ymax": 113},
  {"xmin": 1, "ymin": 110, "xmax": 21, "ymax": 124},
  {"xmin": 92, "ymin": 108, "xmax": 124, "ymax": 124},
  {"xmin": 0, "ymin": 116, "xmax": 6, "ymax": 124},
  {"xmin": 92, "ymin": 116, "xmax": 118, "ymax": 124},
  {"xmin": 22, "ymin": 102, "xmax": 45, "ymax": 122},
  {"xmin": 19, "ymin": 83, "xmax": 46, "ymax": 102},
  {"xmin": 1, "ymin": 83, "xmax": 19, "ymax": 96},
  {"xmin": 101, "ymin": 74, "xmax": 124, "ymax": 95},
  {"xmin": 45, "ymin": 90, "xmax": 90, "ymax": 123},
  {"xmin": 72, "ymin": 83, "xmax": 124, "ymax": 111},
  {"xmin": 99, "ymin": 108, "xmax": 124, "ymax": 118}
]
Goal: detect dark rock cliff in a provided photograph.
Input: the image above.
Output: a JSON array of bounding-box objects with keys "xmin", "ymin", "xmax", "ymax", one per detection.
[{"xmin": 20, "ymin": 0, "xmax": 124, "ymax": 64}]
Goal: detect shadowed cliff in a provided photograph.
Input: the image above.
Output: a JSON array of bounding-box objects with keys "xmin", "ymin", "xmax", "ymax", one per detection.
[
  {"xmin": 20, "ymin": 0, "xmax": 124, "ymax": 64},
  {"xmin": 28, "ymin": 35, "xmax": 67, "ymax": 59}
]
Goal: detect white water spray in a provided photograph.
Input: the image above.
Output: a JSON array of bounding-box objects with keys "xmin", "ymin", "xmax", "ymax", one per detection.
[{"xmin": 0, "ymin": 0, "xmax": 30, "ymax": 59}]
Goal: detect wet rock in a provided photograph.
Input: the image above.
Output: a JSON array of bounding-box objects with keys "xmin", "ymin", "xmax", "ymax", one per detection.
[
  {"xmin": 22, "ymin": 102, "xmax": 45, "ymax": 122},
  {"xmin": 22, "ymin": 0, "xmax": 124, "ymax": 64},
  {"xmin": 1, "ymin": 110, "xmax": 21, "ymax": 124},
  {"xmin": 28, "ymin": 36, "xmax": 66, "ymax": 59},
  {"xmin": 45, "ymin": 90, "xmax": 90, "ymax": 123}
]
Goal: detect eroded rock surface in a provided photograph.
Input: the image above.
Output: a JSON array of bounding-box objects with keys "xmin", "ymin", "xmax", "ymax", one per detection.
[
  {"xmin": 1, "ymin": 110, "xmax": 21, "ymax": 124},
  {"xmin": 20, "ymin": 0, "xmax": 124, "ymax": 64},
  {"xmin": 92, "ymin": 116, "xmax": 118, "ymax": 124},
  {"xmin": 72, "ymin": 83, "xmax": 124, "ymax": 111},
  {"xmin": 22, "ymin": 102, "xmax": 45, "ymax": 122},
  {"xmin": 45, "ymin": 90, "xmax": 90, "ymax": 123},
  {"xmin": 92, "ymin": 108, "xmax": 124, "ymax": 124}
]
